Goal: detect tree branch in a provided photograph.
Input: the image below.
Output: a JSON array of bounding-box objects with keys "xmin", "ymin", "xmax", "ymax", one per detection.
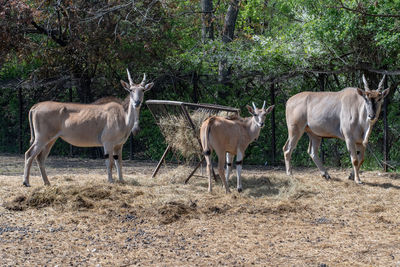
[
  {"xmin": 31, "ymin": 21, "xmax": 68, "ymax": 46},
  {"xmin": 335, "ymin": 0, "xmax": 400, "ymax": 18}
]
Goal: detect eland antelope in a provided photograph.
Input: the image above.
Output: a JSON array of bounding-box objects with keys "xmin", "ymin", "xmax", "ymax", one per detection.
[
  {"xmin": 200, "ymin": 102, "xmax": 274, "ymax": 193},
  {"xmin": 23, "ymin": 70, "xmax": 153, "ymax": 187},
  {"xmin": 283, "ymin": 75, "xmax": 390, "ymax": 184}
]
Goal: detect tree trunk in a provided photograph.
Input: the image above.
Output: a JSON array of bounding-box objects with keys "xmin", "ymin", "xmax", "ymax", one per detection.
[
  {"xmin": 218, "ymin": 0, "xmax": 240, "ymax": 85},
  {"xmin": 221, "ymin": 0, "xmax": 240, "ymax": 44},
  {"xmin": 201, "ymin": 0, "xmax": 214, "ymax": 43}
]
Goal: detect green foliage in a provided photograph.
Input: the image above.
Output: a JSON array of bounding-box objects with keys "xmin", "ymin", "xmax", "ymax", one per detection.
[
  {"xmin": 0, "ymin": 87, "xmax": 19, "ymax": 153},
  {"xmin": 133, "ymin": 110, "xmax": 166, "ymax": 161},
  {"xmin": 0, "ymin": 0, "xmax": 399, "ymax": 172}
]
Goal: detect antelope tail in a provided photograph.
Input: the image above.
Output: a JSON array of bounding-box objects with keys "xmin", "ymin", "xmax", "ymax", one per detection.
[
  {"xmin": 28, "ymin": 108, "xmax": 34, "ymax": 144},
  {"xmin": 201, "ymin": 117, "xmax": 215, "ymax": 156}
]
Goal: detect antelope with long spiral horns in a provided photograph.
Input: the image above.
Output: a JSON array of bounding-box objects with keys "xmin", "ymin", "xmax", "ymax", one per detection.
[
  {"xmin": 200, "ymin": 101, "xmax": 274, "ymax": 193},
  {"xmin": 283, "ymin": 74, "xmax": 390, "ymax": 184},
  {"xmin": 23, "ymin": 70, "xmax": 153, "ymax": 187}
]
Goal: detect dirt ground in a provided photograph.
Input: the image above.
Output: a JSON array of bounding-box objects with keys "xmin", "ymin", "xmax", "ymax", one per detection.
[{"xmin": 0, "ymin": 154, "xmax": 400, "ymax": 266}]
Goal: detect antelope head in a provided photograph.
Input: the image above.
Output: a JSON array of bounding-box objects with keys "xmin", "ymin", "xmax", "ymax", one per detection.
[
  {"xmin": 246, "ymin": 101, "xmax": 275, "ymax": 128},
  {"xmin": 120, "ymin": 69, "xmax": 154, "ymax": 109},
  {"xmin": 357, "ymin": 74, "xmax": 390, "ymax": 121}
]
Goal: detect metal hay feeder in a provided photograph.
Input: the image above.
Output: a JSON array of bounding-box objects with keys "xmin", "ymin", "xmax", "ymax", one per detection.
[{"xmin": 145, "ymin": 100, "xmax": 240, "ymax": 183}]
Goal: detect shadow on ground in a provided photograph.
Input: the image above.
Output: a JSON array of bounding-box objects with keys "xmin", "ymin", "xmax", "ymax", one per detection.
[{"xmin": 364, "ymin": 181, "xmax": 400, "ymax": 190}]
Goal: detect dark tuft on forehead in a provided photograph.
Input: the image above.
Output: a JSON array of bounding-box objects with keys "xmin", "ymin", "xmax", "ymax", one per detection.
[{"xmin": 366, "ymin": 91, "xmax": 381, "ymax": 98}]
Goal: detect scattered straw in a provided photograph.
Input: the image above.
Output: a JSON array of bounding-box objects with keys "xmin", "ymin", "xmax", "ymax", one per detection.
[
  {"xmin": 158, "ymin": 201, "xmax": 194, "ymax": 224},
  {"xmin": 3, "ymin": 183, "xmax": 142, "ymax": 211},
  {"xmin": 2, "ymin": 155, "xmax": 400, "ymax": 266}
]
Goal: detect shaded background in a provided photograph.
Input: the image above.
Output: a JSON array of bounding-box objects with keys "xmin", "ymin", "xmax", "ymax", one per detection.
[{"xmin": 1, "ymin": 0, "xmax": 399, "ymax": 171}]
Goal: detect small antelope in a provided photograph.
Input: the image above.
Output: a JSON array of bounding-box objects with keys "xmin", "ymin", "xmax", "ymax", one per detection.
[
  {"xmin": 23, "ymin": 70, "xmax": 153, "ymax": 187},
  {"xmin": 283, "ymin": 75, "xmax": 390, "ymax": 184},
  {"xmin": 200, "ymin": 102, "xmax": 274, "ymax": 193}
]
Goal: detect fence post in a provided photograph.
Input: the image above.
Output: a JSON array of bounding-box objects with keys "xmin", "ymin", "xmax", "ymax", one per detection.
[
  {"xmin": 383, "ymin": 77, "xmax": 389, "ymax": 172},
  {"xmin": 69, "ymin": 86, "xmax": 73, "ymax": 157},
  {"xmin": 18, "ymin": 87, "xmax": 23, "ymax": 154},
  {"xmin": 270, "ymin": 83, "xmax": 276, "ymax": 165},
  {"xmin": 130, "ymin": 134, "xmax": 134, "ymax": 160},
  {"xmin": 318, "ymin": 74, "xmax": 326, "ymax": 163}
]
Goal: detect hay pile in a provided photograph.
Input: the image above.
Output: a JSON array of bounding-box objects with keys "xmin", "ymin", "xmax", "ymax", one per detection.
[
  {"xmin": 158, "ymin": 110, "xmax": 234, "ymax": 160},
  {"xmin": 3, "ymin": 184, "xmax": 138, "ymax": 211}
]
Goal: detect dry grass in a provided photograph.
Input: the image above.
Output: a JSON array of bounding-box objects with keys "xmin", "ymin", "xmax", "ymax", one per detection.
[
  {"xmin": 1, "ymin": 154, "xmax": 400, "ymax": 266},
  {"xmin": 157, "ymin": 110, "xmax": 232, "ymax": 160}
]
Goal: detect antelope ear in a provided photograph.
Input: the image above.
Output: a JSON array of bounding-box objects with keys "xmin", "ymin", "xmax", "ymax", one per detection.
[
  {"xmin": 356, "ymin": 88, "xmax": 365, "ymax": 97},
  {"xmin": 246, "ymin": 105, "xmax": 255, "ymax": 115},
  {"xmin": 120, "ymin": 80, "xmax": 131, "ymax": 91},
  {"xmin": 382, "ymin": 88, "xmax": 390, "ymax": 98},
  {"xmin": 144, "ymin": 82, "xmax": 154, "ymax": 92},
  {"xmin": 266, "ymin": 105, "xmax": 275, "ymax": 114}
]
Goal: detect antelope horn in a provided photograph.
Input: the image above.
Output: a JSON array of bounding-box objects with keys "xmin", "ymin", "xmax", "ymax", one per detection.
[
  {"xmin": 262, "ymin": 100, "xmax": 266, "ymax": 110},
  {"xmin": 252, "ymin": 102, "xmax": 257, "ymax": 110},
  {"xmin": 362, "ymin": 74, "xmax": 370, "ymax": 92},
  {"xmin": 141, "ymin": 73, "xmax": 146, "ymax": 85},
  {"xmin": 126, "ymin": 69, "xmax": 133, "ymax": 85},
  {"xmin": 378, "ymin": 75, "xmax": 386, "ymax": 91}
]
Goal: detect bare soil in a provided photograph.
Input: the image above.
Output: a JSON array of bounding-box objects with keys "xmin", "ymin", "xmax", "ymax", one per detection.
[{"xmin": 1, "ymin": 154, "xmax": 400, "ymax": 266}]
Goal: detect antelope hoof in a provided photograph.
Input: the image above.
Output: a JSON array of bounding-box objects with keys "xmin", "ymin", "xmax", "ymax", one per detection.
[
  {"xmin": 23, "ymin": 181, "xmax": 30, "ymax": 187},
  {"xmin": 237, "ymin": 188, "xmax": 243, "ymax": 193},
  {"xmin": 44, "ymin": 182, "xmax": 51, "ymax": 186},
  {"xmin": 322, "ymin": 173, "xmax": 331, "ymax": 180},
  {"xmin": 355, "ymin": 180, "xmax": 363, "ymax": 185},
  {"xmin": 348, "ymin": 173, "xmax": 354, "ymax": 180}
]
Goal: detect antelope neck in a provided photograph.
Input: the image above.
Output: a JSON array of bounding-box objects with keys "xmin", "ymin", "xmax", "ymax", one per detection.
[
  {"xmin": 125, "ymin": 97, "xmax": 139, "ymax": 129},
  {"xmin": 247, "ymin": 117, "xmax": 262, "ymax": 141}
]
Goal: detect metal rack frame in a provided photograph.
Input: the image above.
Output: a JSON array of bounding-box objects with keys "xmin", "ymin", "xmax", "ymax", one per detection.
[{"xmin": 145, "ymin": 100, "xmax": 240, "ymax": 183}]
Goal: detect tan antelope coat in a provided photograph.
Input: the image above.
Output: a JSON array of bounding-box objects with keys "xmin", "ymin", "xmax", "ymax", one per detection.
[
  {"xmin": 283, "ymin": 75, "xmax": 390, "ymax": 184},
  {"xmin": 200, "ymin": 103, "xmax": 274, "ymax": 192},
  {"xmin": 23, "ymin": 70, "xmax": 153, "ymax": 186}
]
